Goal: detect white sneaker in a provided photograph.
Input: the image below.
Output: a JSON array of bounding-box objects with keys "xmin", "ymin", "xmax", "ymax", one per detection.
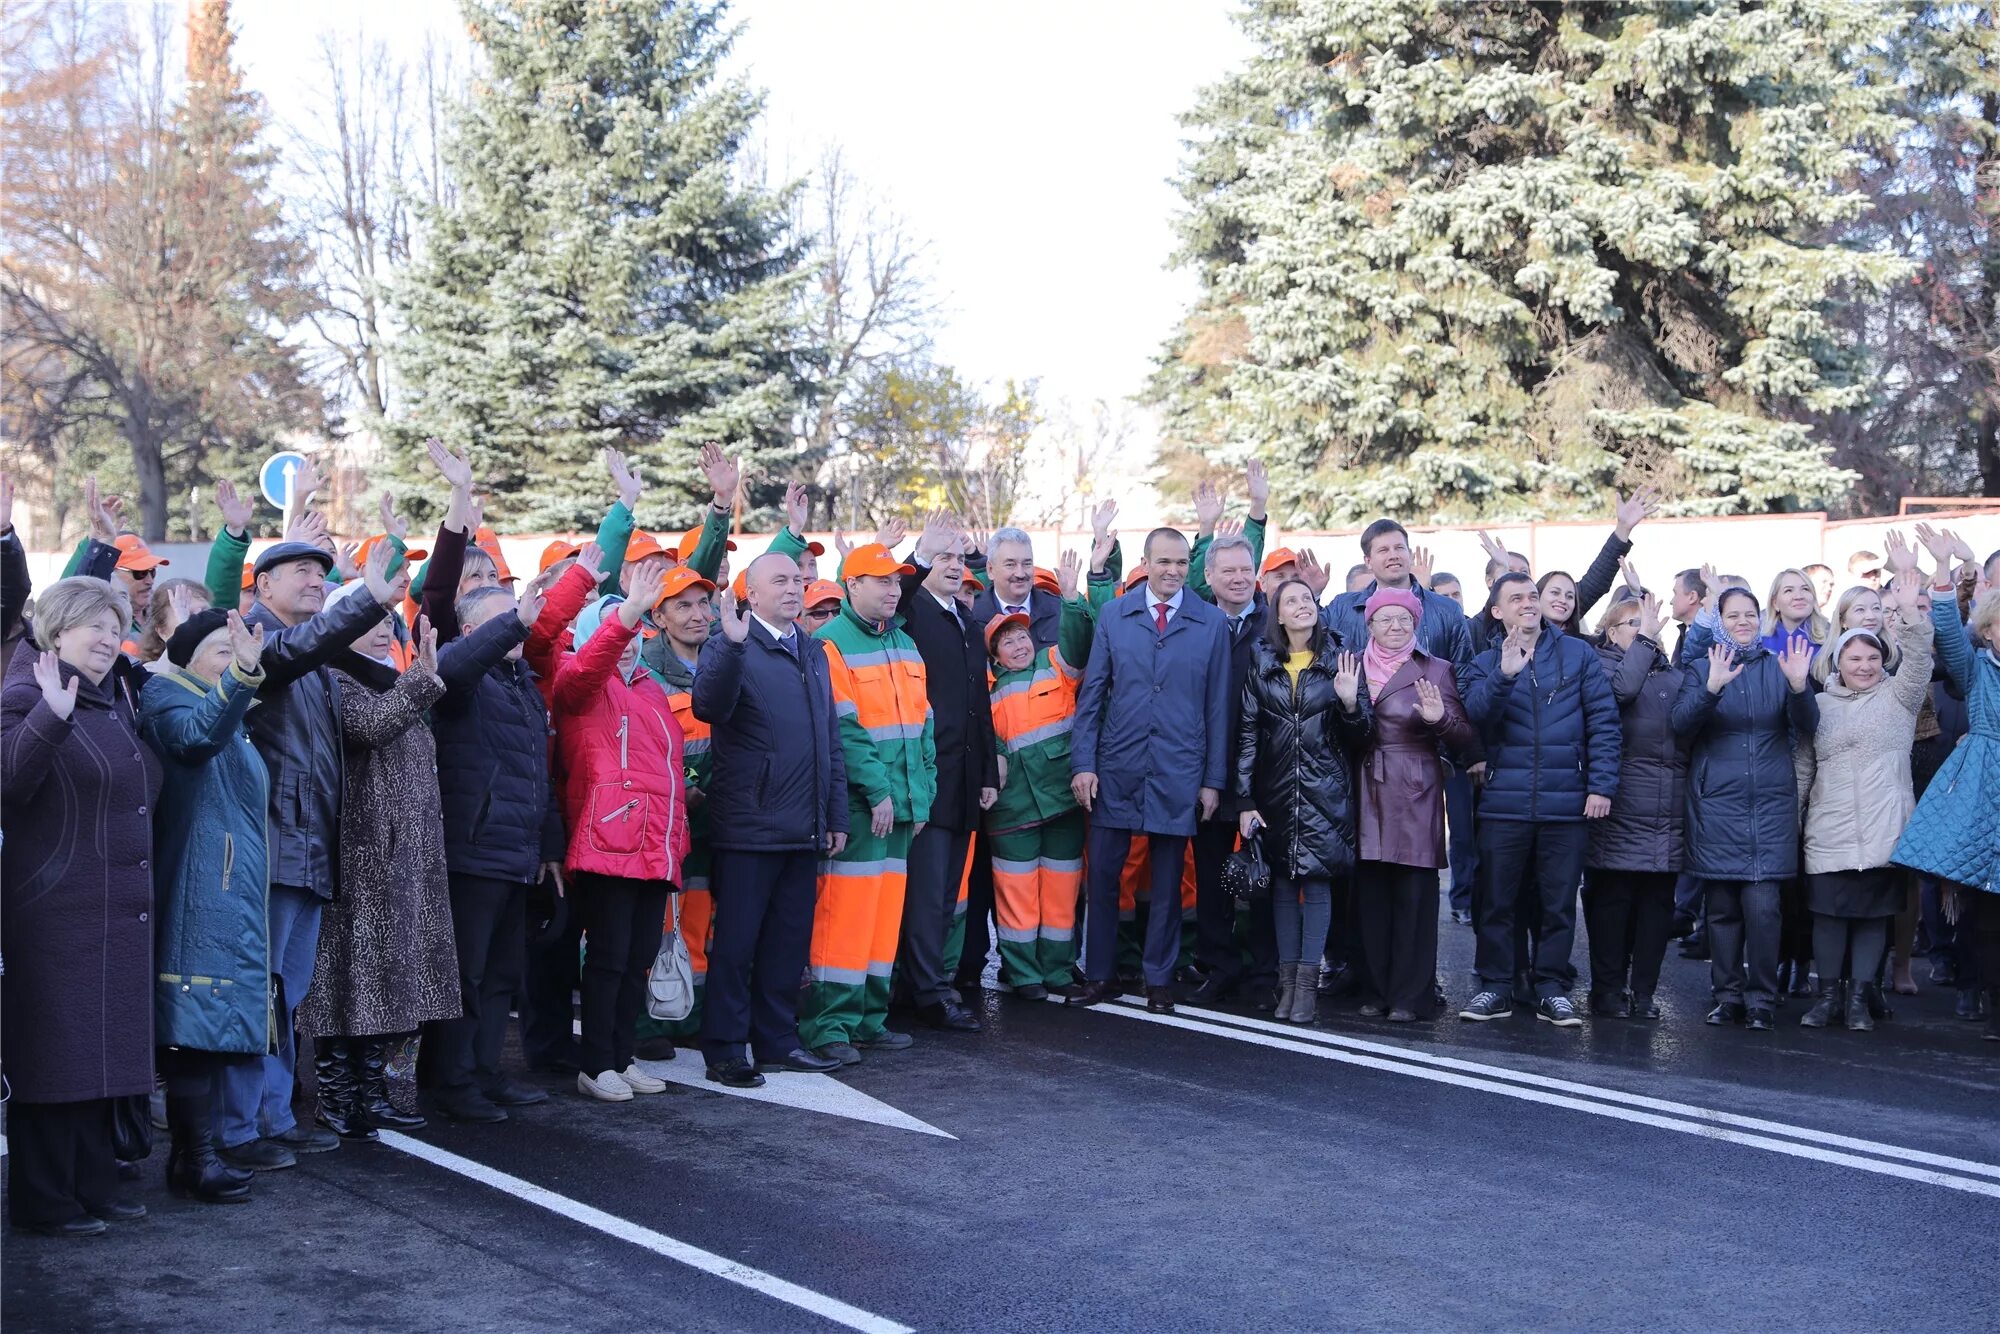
[
  {"xmin": 578, "ymin": 1069, "xmax": 632, "ymax": 1102},
  {"xmin": 619, "ymin": 1064, "xmax": 666, "ymax": 1095}
]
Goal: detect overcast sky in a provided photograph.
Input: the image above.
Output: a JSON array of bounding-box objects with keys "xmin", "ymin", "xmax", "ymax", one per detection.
[{"xmin": 229, "ymin": 0, "xmax": 1250, "ymax": 413}]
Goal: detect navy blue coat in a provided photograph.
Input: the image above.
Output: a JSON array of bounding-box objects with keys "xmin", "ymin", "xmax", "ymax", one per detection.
[
  {"xmin": 694, "ymin": 617, "xmax": 850, "ymax": 852},
  {"xmin": 434, "ymin": 612, "xmax": 565, "ymax": 884},
  {"xmin": 1071, "ymin": 588, "xmax": 1231, "ymax": 837},
  {"xmin": 1324, "ymin": 581, "xmax": 1472, "ymax": 666},
  {"xmin": 1460, "ymin": 624, "xmax": 1621, "ymax": 823},
  {"xmin": 1671, "ymin": 642, "xmax": 1818, "ymax": 883}
]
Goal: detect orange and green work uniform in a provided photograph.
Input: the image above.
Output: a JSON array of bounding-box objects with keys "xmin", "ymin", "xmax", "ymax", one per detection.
[
  {"xmin": 801, "ymin": 604, "xmax": 937, "ymax": 1049},
  {"xmin": 986, "ymin": 596, "xmax": 1095, "ymax": 988},
  {"xmin": 636, "ymin": 642, "xmax": 713, "ymax": 1042}
]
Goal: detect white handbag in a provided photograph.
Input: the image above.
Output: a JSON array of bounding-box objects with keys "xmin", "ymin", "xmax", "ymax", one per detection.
[{"xmin": 645, "ymin": 893, "xmax": 696, "ymax": 1022}]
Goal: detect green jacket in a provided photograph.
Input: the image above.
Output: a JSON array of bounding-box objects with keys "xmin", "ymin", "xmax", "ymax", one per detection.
[
  {"xmin": 986, "ymin": 597, "xmax": 1095, "ymax": 833},
  {"xmin": 814, "ymin": 603, "xmax": 938, "ymax": 824}
]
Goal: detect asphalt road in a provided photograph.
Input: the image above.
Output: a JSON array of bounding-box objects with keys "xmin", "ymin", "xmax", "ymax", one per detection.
[{"xmin": 8, "ymin": 911, "xmax": 1999, "ymax": 1334}]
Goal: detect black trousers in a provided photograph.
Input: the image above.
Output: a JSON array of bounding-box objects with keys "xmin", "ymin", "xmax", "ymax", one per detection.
[
  {"xmin": 6, "ymin": 1098, "xmax": 120, "ymax": 1226},
  {"xmin": 1355, "ymin": 861, "xmax": 1441, "ymax": 1017},
  {"xmin": 1084, "ymin": 826, "xmax": 1187, "ymax": 987},
  {"xmin": 431, "ymin": 874, "xmax": 529, "ymax": 1092},
  {"xmin": 1707, "ymin": 879, "xmax": 1782, "ymax": 1008},
  {"xmin": 1473, "ymin": 819, "xmax": 1585, "ymax": 994},
  {"xmin": 1812, "ymin": 914, "xmax": 1889, "ymax": 984},
  {"xmin": 1961, "ymin": 885, "xmax": 2000, "ymax": 990},
  {"xmin": 1444, "ymin": 768, "xmax": 1477, "ymax": 913},
  {"xmin": 901, "ymin": 823, "xmax": 971, "ymax": 1008},
  {"xmin": 1583, "ymin": 868, "xmax": 1677, "ymax": 999},
  {"xmin": 522, "ymin": 880, "xmax": 583, "ymax": 1068},
  {"xmin": 702, "ymin": 847, "xmax": 819, "ymax": 1066},
  {"xmin": 954, "ymin": 830, "xmax": 996, "ymax": 989},
  {"xmin": 1192, "ymin": 818, "xmax": 1277, "ymax": 992},
  {"xmin": 574, "ymin": 872, "xmax": 669, "ymax": 1078}
]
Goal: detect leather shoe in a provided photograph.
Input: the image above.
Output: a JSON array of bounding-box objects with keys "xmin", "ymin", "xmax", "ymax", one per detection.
[
  {"xmin": 434, "ymin": 1087, "xmax": 509, "ymax": 1123},
  {"xmin": 1187, "ymin": 975, "xmax": 1235, "ymax": 1005},
  {"xmin": 1746, "ymin": 1007, "xmax": 1775, "ymax": 1032},
  {"xmin": 1705, "ymin": 1002, "xmax": 1746, "ymax": 1026},
  {"xmin": 87, "ymin": 1199, "xmax": 146, "ymax": 1223},
  {"xmin": 855, "ymin": 1030, "xmax": 912, "ymax": 1051},
  {"xmin": 1145, "ymin": 986, "xmax": 1175, "ymax": 1014},
  {"xmin": 482, "ymin": 1078, "xmax": 549, "ymax": 1108},
  {"xmin": 704, "ymin": 1059, "xmax": 765, "ymax": 1089},
  {"xmin": 814, "ymin": 1042, "xmax": 863, "ymax": 1066},
  {"xmin": 13, "ymin": 1216, "xmax": 107, "ymax": 1238},
  {"xmin": 271, "ymin": 1123, "xmax": 340, "ymax": 1154},
  {"xmin": 916, "ymin": 1001, "xmax": 982, "ymax": 1032},
  {"xmin": 1065, "ymin": 980, "xmax": 1119, "ymax": 1007},
  {"xmin": 1012, "ymin": 983, "xmax": 1049, "ymax": 1002},
  {"xmin": 758, "ymin": 1047, "xmax": 843, "ymax": 1074}
]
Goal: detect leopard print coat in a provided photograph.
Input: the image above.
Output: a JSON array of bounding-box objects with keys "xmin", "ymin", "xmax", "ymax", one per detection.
[{"xmin": 296, "ymin": 663, "xmax": 461, "ymax": 1038}]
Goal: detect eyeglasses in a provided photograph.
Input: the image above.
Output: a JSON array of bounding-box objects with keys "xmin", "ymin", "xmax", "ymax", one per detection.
[
  {"xmin": 801, "ymin": 606, "xmax": 838, "ymax": 623},
  {"xmin": 123, "ymin": 567, "xmax": 157, "ymax": 581}
]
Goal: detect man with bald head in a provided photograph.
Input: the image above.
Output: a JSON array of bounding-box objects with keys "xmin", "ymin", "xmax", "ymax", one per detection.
[{"xmin": 693, "ymin": 550, "xmax": 851, "ymax": 1086}]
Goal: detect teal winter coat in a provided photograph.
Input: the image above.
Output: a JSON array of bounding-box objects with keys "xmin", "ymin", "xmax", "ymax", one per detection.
[
  {"xmin": 139, "ymin": 663, "xmax": 274, "ymax": 1055},
  {"xmin": 1893, "ymin": 596, "xmax": 2000, "ymax": 894}
]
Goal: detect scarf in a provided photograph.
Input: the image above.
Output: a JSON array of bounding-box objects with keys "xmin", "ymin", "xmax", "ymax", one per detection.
[{"xmin": 1361, "ymin": 586, "xmax": 1423, "ymax": 692}]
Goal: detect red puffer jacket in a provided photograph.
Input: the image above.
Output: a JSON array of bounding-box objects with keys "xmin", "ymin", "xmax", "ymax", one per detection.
[{"xmin": 552, "ymin": 612, "xmax": 689, "ymax": 884}]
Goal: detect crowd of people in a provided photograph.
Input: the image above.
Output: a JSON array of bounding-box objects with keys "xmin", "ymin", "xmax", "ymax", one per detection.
[{"xmin": 2, "ymin": 450, "xmax": 1997, "ymax": 1238}]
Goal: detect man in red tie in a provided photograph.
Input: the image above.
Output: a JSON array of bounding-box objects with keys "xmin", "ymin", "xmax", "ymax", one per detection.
[{"xmin": 1067, "ymin": 528, "xmax": 1232, "ymax": 1014}]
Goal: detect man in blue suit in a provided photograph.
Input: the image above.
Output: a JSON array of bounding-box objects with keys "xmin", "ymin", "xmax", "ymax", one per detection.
[{"xmin": 1067, "ymin": 528, "xmax": 1231, "ymax": 1013}]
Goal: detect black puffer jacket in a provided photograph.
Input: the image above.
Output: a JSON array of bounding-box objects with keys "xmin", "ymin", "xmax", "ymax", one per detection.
[
  {"xmin": 244, "ymin": 587, "xmax": 388, "ymax": 898},
  {"xmin": 434, "ymin": 611, "xmax": 565, "ymax": 884},
  {"xmin": 1671, "ymin": 642, "xmax": 1818, "ymax": 883},
  {"xmin": 1587, "ymin": 635, "xmax": 1689, "ymax": 872},
  {"xmin": 1233, "ymin": 636, "xmax": 1373, "ymax": 881}
]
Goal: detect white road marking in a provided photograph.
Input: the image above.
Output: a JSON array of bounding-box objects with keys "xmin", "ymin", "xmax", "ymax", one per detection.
[
  {"xmin": 1082, "ymin": 999, "xmax": 2000, "ymax": 1200},
  {"xmin": 631, "ymin": 1057, "xmax": 956, "ymax": 1139},
  {"xmin": 376, "ymin": 1131, "xmax": 915, "ymax": 1334},
  {"xmin": 1156, "ymin": 999, "xmax": 2000, "ymax": 1181}
]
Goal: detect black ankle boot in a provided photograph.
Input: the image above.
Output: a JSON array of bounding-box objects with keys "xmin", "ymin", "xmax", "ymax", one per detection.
[
  {"xmin": 1844, "ymin": 981, "xmax": 1875, "ymax": 1032},
  {"xmin": 1800, "ymin": 982, "xmax": 1841, "ymax": 1028},
  {"xmin": 165, "ymin": 1092, "xmax": 252, "ymax": 1203},
  {"xmin": 357, "ymin": 1035, "xmax": 427, "ymax": 1131},
  {"xmin": 315, "ymin": 1038, "xmax": 378, "ymax": 1141}
]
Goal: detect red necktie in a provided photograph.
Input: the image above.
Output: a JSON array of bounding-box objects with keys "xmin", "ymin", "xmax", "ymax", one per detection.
[{"xmin": 1154, "ymin": 603, "xmax": 1169, "ymax": 636}]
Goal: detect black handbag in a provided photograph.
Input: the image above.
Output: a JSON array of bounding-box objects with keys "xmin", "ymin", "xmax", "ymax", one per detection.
[{"xmin": 1220, "ymin": 828, "xmax": 1272, "ymax": 902}]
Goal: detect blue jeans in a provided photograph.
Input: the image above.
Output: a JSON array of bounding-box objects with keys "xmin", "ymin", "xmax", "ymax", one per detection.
[{"xmin": 218, "ymin": 883, "xmax": 322, "ymax": 1149}]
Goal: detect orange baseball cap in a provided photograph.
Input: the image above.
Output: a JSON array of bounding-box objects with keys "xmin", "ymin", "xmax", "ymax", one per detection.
[
  {"xmin": 114, "ymin": 534, "xmax": 169, "ymax": 571},
  {"xmin": 623, "ymin": 530, "xmax": 669, "ymax": 564},
  {"xmin": 798, "ymin": 537, "xmax": 827, "ymax": 557},
  {"xmin": 960, "ymin": 570, "xmax": 984, "ymax": 591},
  {"xmin": 473, "ymin": 527, "xmax": 515, "ymax": 582},
  {"xmin": 1123, "ymin": 568, "xmax": 1147, "ymax": 591},
  {"xmin": 356, "ymin": 533, "xmax": 427, "ymax": 577},
  {"xmin": 1260, "ymin": 547, "xmax": 1300, "ymax": 575},
  {"xmin": 672, "ymin": 526, "xmax": 737, "ymax": 562},
  {"xmin": 240, "ymin": 561, "xmax": 256, "ymax": 591},
  {"xmin": 539, "ymin": 539, "xmax": 581, "ymax": 572},
  {"xmin": 656, "ymin": 566, "xmax": 714, "ymax": 603},
  {"xmin": 984, "ymin": 611, "xmax": 1030, "ymax": 650},
  {"xmin": 731, "ymin": 570, "xmax": 748, "ymax": 602},
  {"xmin": 1033, "ymin": 568, "xmax": 1060, "ymax": 596},
  {"xmin": 805, "ymin": 578, "xmax": 845, "ymax": 608},
  {"xmin": 840, "ymin": 542, "xmax": 915, "ymax": 579}
]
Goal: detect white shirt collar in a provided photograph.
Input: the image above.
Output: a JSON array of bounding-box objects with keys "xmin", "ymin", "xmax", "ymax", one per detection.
[
  {"xmin": 752, "ymin": 613, "xmax": 794, "ymax": 644},
  {"xmin": 1144, "ymin": 585, "xmax": 1184, "ymax": 614},
  {"xmin": 927, "ymin": 588, "xmax": 960, "ymax": 619}
]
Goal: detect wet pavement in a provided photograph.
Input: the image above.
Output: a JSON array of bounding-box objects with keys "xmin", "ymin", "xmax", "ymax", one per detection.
[{"xmin": 7, "ymin": 909, "xmax": 1998, "ymax": 1333}]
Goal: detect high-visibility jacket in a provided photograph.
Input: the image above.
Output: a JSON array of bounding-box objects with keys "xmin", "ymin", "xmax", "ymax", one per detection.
[
  {"xmin": 648, "ymin": 645, "xmax": 713, "ymax": 844},
  {"xmin": 986, "ymin": 595, "xmax": 1096, "ymax": 833},
  {"xmin": 816, "ymin": 603, "xmax": 937, "ymax": 824}
]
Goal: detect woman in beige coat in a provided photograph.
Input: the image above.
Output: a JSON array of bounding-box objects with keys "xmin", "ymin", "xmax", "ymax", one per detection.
[{"xmin": 1794, "ymin": 571, "xmax": 1933, "ymax": 1032}]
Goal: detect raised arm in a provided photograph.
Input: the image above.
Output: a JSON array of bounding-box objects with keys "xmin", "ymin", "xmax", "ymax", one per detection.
[
  {"xmin": 142, "ymin": 662, "xmax": 265, "ymax": 765},
  {"xmin": 338, "ymin": 664, "xmax": 446, "ymax": 751}
]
